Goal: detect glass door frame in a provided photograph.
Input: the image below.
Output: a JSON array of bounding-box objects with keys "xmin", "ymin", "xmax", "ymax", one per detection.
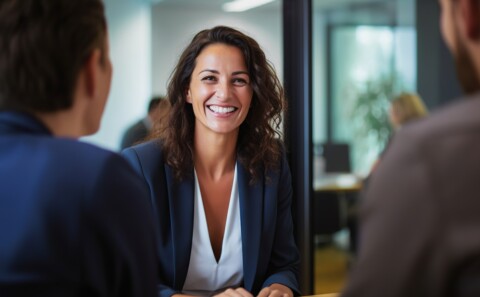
[{"xmin": 283, "ymin": 0, "xmax": 313, "ymax": 294}]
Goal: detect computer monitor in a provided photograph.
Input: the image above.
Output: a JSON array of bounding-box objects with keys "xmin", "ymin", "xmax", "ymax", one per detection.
[{"xmin": 318, "ymin": 142, "xmax": 351, "ymax": 173}]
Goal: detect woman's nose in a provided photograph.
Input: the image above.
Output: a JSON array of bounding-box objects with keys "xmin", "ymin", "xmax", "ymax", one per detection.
[{"xmin": 215, "ymin": 82, "xmax": 230, "ymax": 100}]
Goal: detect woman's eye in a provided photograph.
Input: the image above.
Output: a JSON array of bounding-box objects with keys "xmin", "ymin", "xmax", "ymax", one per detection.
[
  {"xmin": 201, "ymin": 76, "xmax": 217, "ymax": 82},
  {"xmin": 233, "ymin": 78, "xmax": 248, "ymax": 86}
]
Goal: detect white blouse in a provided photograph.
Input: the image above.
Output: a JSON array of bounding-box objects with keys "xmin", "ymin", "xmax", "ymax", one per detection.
[{"xmin": 182, "ymin": 165, "xmax": 244, "ymax": 296}]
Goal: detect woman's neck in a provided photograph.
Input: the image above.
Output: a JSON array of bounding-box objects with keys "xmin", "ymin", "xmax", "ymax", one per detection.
[{"xmin": 193, "ymin": 129, "xmax": 238, "ymax": 181}]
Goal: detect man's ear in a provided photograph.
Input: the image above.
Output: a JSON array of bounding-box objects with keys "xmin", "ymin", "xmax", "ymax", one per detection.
[
  {"xmin": 461, "ymin": 0, "xmax": 480, "ymax": 39},
  {"xmin": 83, "ymin": 49, "xmax": 103, "ymax": 99}
]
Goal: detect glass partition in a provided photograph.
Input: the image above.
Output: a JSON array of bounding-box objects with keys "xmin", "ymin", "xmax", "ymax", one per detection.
[
  {"xmin": 312, "ymin": 0, "xmax": 416, "ymax": 294},
  {"xmin": 331, "ymin": 25, "xmax": 416, "ymax": 174}
]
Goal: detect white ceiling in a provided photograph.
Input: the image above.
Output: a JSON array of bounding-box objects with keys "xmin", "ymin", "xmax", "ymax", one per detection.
[
  {"xmin": 314, "ymin": 0, "xmax": 393, "ymax": 10},
  {"xmin": 147, "ymin": 0, "xmax": 395, "ymax": 13},
  {"xmin": 152, "ymin": 0, "xmax": 281, "ymax": 11}
]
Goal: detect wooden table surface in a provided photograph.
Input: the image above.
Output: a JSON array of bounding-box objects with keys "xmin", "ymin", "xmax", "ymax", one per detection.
[{"xmin": 314, "ymin": 173, "xmax": 362, "ymax": 192}]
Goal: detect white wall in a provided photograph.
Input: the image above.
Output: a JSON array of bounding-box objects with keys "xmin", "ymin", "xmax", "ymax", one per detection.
[
  {"xmin": 312, "ymin": 10, "xmax": 327, "ymax": 145},
  {"xmin": 151, "ymin": 6, "xmax": 283, "ymax": 96},
  {"xmin": 82, "ymin": 0, "xmax": 152, "ymax": 151}
]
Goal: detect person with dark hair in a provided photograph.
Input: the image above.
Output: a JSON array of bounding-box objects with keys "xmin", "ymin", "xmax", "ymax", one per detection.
[
  {"xmin": 0, "ymin": 0, "xmax": 157, "ymax": 296},
  {"xmin": 123, "ymin": 26, "xmax": 299, "ymax": 297},
  {"xmin": 120, "ymin": 96, "xmax": 168, "ymax": 149},
  {"xmin": 341, "ymin": 0, "xmax": 480, "ymax": 296}
]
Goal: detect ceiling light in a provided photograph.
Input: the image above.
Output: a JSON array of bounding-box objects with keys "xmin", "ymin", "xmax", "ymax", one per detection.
[{"xmin": 222, "ymin": 0, "xmax": 276, "ymax": 12}]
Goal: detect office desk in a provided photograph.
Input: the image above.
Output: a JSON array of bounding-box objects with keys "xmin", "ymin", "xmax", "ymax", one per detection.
[
  {"xmin": 313, "ymin": 173, "xmax": 363, "ymax": 251},
  {"xmin": 313, "ymin": 173, "xmax": 362, "ymax": 232},
  {"xmin": 314, "ymin": 173, "xmax": 362, "ymax": 192}
]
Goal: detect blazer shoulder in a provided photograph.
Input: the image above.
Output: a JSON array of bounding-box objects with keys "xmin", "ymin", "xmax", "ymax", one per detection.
[
  {"xmin": 122, "ymin": 139, "xmax": 166, "ymax": 177},
  {"xmin": 49, "ymin": 138, "xmax": 124, "ymax": 170}
]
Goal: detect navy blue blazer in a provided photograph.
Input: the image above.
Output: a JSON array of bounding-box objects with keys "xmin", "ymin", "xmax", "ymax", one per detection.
[
  {"xmin": 122, "ymin": 140, "xmax": 300, "ymax": 297},
  {"xmin": 0, "ymin": 111, "xmax": 158, "ymax": 297}
]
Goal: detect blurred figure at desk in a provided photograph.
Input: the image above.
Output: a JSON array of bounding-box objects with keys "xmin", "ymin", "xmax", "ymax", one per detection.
[
  {"xmin": 358, "ymin": 93, "xmax": 428, "ymax": 252},
  {"xmin": 389, "ymin": 92, "xmax": 428, "ymax": 131},
  {"xmin": 341, "ymin": 0, "xmax": 480, "ymax": 296},
  {"xmin": 120, "ymin": 96, "xmax": 169, "ymax": 149},
  {"xmin": 370, "ymin": 92, "xmax": 428, "ymax": 173}
]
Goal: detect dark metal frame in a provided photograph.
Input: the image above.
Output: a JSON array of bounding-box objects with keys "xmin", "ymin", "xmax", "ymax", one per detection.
[{"xmin": 283, "ymin": 0, "xmax": 313, "ymax": 294}]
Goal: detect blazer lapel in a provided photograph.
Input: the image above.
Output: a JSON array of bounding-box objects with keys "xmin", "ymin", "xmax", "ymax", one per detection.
[
  {"xmin": 237, "ymin": 162, "xmax": 264, "ymax": 291},
  {"xmin": 164, "ymin": 165, "xmax": 195, "ymax": 289}
]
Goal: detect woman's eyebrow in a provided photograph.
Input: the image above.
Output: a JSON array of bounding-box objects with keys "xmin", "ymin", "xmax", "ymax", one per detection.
[
  {"xmin": 232, "ymin": 71, "xmax": 249, "ymax": 76},
  {"xmin": 199, "ymin": 69, "xmax": 219, "ymax": 74},
  {"xmin": 198, "ymin": 69, "xmax": 249, "ymax": 76}
]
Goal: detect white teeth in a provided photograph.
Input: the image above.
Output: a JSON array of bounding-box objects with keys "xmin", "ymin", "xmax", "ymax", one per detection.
[{"xmin": 209, "ymin": 105, "xmax": 236, "ymax": 114}]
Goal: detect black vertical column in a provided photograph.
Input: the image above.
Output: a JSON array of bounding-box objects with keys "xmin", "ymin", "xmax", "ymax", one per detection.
[
  {"xmin": 416, "ymin": 0, "xmax": 461, "ymax": 108},
  {"xmin": 283, "ymin": 0, "xmax": 313, "ymax": 294}
]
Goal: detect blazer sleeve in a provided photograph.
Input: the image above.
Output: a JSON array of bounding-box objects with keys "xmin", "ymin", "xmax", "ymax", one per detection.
[
  {"xmin": 261, "ymin": 151, "xmax": 301, "ymax": 295},
  {"xmin": 122, "ymin": 146, "xmax": 184, "ymax": 297},
  {"xmin": 82, "ymin": 153, "xmax": 159, "ymax": 297}
]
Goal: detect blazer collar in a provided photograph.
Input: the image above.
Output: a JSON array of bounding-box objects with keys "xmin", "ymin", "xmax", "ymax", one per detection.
[
  {"xmin": 237, "ymin": 162, "xmax": 264, "ymax": 291},
  {"xmin": 0, "ymin": 111, "xmax": 51, "ymax": 135},
  {"xmin": 164, "ymin": 164, "xmax": 195, "ymax": 289},
  {"xmin": 167, "ymin": 160, "xmax": 264, "ymax": 291}
]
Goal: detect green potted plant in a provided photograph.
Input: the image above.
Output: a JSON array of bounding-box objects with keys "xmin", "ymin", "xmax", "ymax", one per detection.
[{"xmin": 347, "ymin": 72, "xmax": 407, "ymax": 173}]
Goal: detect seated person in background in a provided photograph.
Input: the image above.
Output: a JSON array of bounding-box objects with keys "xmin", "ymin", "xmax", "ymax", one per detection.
[
  {"xmin": 120, "ymin": 96, "xmax": 168, "ymax": 149},
  {"xmin": 388, "ymin": 92, "xmax": 428, "ymax": 131},
  {"xmin": 370, "ymin": 92, "xmax": 428, "ymax": 173},
  {"xmin": 123, "ymin": 26, "xmax": 300, "ymax": 297},
  {"xmin": 0, "ymin": 0, "xmax": 158, "ymax": 296},
  {"xmin": 150, "ymin": 98, "xmax": 171, "ymax": 138},
  {"xmin": 341, "ymin": 0, "xmax": 480, "ymax": 296}
]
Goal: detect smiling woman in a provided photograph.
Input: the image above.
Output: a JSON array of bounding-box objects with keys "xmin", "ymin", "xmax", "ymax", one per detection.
[
  {"xmin": 162, "ymin": 26, "xmax": 286, "ymax": 183},
  {"xmin": 186, "ymin": 43, "xmax": 253, "ymax": 136},
  {"xmin": 122, "ymin": 25, "xmax": 299, "ymax": 297}
]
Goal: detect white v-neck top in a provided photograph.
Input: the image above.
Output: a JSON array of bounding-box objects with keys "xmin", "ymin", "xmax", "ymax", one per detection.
[{"xmin": 182, "ymin": 166, "xmax": 244, "ymax": 295}]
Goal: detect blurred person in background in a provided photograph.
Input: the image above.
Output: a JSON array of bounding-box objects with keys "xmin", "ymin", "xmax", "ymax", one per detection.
[
  {"xmin": 370, "ymin": 92, "xmax": 428, "ymax": 173},
  {"xmin": 388, "ymin": 92, "xmax": 428, "ymax": 131},
  {"xmin": 120, "ymin": 95, "xmax": 169, "ymax": 149}
]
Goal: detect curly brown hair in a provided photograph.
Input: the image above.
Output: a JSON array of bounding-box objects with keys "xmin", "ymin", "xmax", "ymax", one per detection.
[{"xmin": 159, "ymin": 26, "xmax": 286, "ymax": 183}]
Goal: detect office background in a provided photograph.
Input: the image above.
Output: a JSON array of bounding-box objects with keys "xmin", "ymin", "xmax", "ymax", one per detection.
[
  {"xmin": 81, "ymin": 0, "xmax": 462, "ymax": 294},
  {"xmin": 82, "ymin": 0, "xmax": 282, "ymax": 152}
]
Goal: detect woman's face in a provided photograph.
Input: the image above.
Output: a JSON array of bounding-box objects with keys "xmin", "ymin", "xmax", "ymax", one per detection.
[{"xmin": 186, "ymin": 43, "xmax": 253, "ymax": 137}]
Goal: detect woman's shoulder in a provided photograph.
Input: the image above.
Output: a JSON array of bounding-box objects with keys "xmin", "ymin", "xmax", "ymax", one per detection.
[{"xmin": 122, "ymin": 139, "xmax": 165, "ymax": 165}]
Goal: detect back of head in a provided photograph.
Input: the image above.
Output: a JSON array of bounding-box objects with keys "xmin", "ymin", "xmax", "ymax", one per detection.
[
  {"xmin": 148, "ymin": 96, "xmax": 163, "ymax": 114},
  {"xmin": 0, "ymin": 0, "xmax": 107, "ymax": 113},
  {"xmin": 150, "ymin": 97, "xmax": 170, "ymax": 137},
  {"xmin": 390, "ymin": 92, "xmax": 428, "ymax": 127},
  {"xmin": 148, "ymin": 96, "xmax": 169, "ymax": 128}
]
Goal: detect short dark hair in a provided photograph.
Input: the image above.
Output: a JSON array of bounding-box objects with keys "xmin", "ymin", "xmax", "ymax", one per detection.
[
  {"xmin": 161, "ymin": 26, "xmax": 286, "ymax": 182},
  {"xmin": 148, "ymin": 96, "xmax": 164, "ymax": 113},
  {"xmin": 0, "ymin": 0, "xmax": 107, "ymax": 112}
]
